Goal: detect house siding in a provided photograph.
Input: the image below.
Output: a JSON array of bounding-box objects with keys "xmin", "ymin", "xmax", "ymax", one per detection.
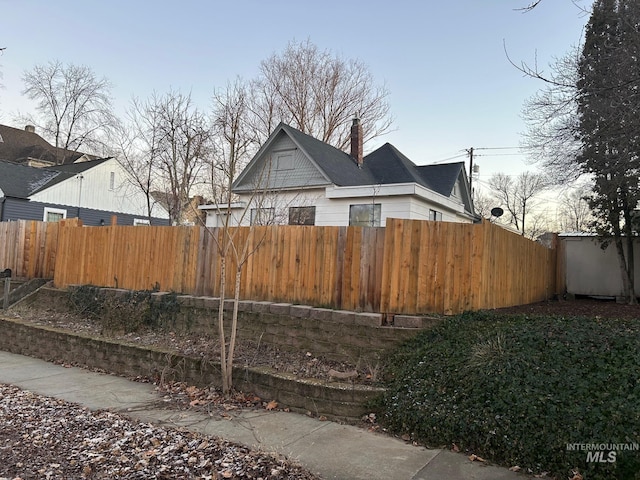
[
  {"xmin": 227, "ymin": 189, "xmax": 474, "ymax": 227},
  {"xmin": 2, "ymin": 198, "xmax": 43, "ymax": 222},
  {"xmin": 1, "ymin": 198, "xmax": 169, "ymax": 226},
  {"xmin": 236, "ymin": 134, "xmax": 329, "ymax": 192},
  {"xmin": 29, "ymin": 158, "xmax": 168, "ymax": 220}
]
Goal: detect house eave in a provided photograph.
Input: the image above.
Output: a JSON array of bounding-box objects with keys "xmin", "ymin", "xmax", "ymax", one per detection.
[
  {"xmin": 199, "ymin": 202, "xmax": 247, "ymax": 211},
  {"xmin": 233, "ymin": 183, "xmax": 330, "ymax": 195},
  {"xmin": 326, "ymin": 182, "xmax": 476, "ymax": 218}
]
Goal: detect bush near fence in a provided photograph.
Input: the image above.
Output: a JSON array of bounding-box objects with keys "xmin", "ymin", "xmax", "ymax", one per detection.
[{"xmin": 0, "ymin": 218, "xmax": 557, "ymax": 315}]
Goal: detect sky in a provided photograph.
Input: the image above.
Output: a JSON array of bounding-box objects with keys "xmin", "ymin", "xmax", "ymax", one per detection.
[{"xmin": 0, "ymin": 0, "xmax": 592, "ymax": 192}]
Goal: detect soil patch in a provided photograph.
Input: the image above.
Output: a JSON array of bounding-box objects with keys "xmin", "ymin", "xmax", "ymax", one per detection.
[{"xmin": 495, "ymin": 296, "xmax": 640, "ymax": 320}]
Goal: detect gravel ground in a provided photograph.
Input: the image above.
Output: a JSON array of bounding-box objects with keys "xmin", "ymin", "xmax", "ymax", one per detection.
[{"xmin": 0, "ymin": 384, "xmax": 319, "ymax": 480}]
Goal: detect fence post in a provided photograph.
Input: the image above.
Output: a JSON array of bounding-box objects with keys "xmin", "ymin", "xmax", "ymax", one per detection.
[{"xmin": 1, "ymin": 268, "xmax": 11, "ymax": 309}]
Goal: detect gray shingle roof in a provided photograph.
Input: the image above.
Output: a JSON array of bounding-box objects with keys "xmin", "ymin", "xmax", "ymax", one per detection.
[
  {"xmin": 362, "ymin": 143, "xmax": 430, "ymax": 187},
  {"xmin": 278, "ymin": 123, "xmax": 461, "ymax": 196},
  {"xmin": 278, "ymin": 123, "xmax": 376, "ymax": 186},
  {"xmin": 415, "ymin": 162, "xmax": 465, "ymax": 196},
  {"xmin": 0, "ymin": 157, "xmax": 111, "ymax": 198},
  {"xmin": 0, "ymin": 160, "xmax": 63, "ymax": 198},
  {"xmin": 0, "ymin": 124, "xmax": 88, "ymax": 165}
]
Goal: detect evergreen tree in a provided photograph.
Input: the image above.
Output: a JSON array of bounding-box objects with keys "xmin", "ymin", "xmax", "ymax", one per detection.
[{"xmin": 577, "ymin": 0, "xmax": 640, "ymax": 302}]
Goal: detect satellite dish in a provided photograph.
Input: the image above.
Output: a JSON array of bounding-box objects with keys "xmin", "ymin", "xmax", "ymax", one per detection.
[{"xmin": 490, "ymin": 207, "xmax": 504, "ymax": 218}]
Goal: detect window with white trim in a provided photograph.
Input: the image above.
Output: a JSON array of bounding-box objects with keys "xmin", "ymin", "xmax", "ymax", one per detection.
[
  {"xmin": 289, "ymin": 206, "xmax": 316, "ymax": 225},
  {"xmin": 109, "ymin": 172, "xmax": 115, "ymax": 190},
  {"xmin": 429, "ymin": 209, "xmax": 442, "ymax": 221},
  {"xmin": 43, "ymin": 207, "xmax": 67, "ymax": 222},
  {"xmin": 349, "ymin": 204, "xmax": 381, "ymax": 227},
  {"xmin": 133, "ymin": 218, "xmax": 150, "ymax": 226}
]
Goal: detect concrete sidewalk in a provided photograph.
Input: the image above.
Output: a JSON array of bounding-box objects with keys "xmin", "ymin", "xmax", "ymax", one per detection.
[{"xmin": 0, "ymin": 351, "xmax": 527, "ymax": 480}]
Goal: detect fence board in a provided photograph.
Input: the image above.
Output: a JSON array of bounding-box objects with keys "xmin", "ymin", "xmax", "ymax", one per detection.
[{"xmin": 0, "ymin": 221, "xmax": 59, "ymax": 279}]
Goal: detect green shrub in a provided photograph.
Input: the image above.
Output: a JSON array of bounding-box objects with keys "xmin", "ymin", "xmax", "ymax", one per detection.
[
  {"xmin": 375, "ymin": 311, "xmax": 640, "ymax": 479},
  {"xmin": 67, "ymin": 285, "xmax": 181, "ymax": 333}
]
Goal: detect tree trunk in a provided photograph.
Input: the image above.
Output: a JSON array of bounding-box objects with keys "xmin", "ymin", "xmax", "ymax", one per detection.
[
  {"xmin": 218, "ymin": 256, "xmax": 230, "ymax": 395},
  {"xmin": 623, "ymin": 234, "xmax": 637, "ymax": 305},
  {"xmin": 613, "ymin": 235, "xmax": 636, "ymax": 304},
  {"xmin": 225, "ymin": 267, "xmax": 242, "ymax": 386}
]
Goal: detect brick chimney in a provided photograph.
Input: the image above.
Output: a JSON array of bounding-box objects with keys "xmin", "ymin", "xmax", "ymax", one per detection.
[
  {"xmin": 24, "ymin": 125, "xmax": 36, "ymax": 133},
  {"xmin": 350, "ymin": 117, "xmax": 363, "ymax": 167}
]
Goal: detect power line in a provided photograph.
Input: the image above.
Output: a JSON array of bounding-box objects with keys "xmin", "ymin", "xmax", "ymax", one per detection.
[
  {"xmin": 430, "ymin": 153, "xmax": 468, "ymax": 164},
  {"xmin": 473, "ymin": 146, "xmax": 520, "ymax": 151},
  {"xmin": 474, "ymin": 153, "xmax": 524, "ymax": 157}
]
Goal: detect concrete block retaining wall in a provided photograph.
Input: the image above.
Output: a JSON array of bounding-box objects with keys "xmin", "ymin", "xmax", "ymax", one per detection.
[
  {"xmin": 0, "ymin": 316, "xmax": 384, "ymax": 421},
  {"xmin": 2, "ymin": 286, "xmax": 441, "ymax": 421},
  {"xmin": 28, "ymin": 287, "xmax": 439, "ymax": 365}
]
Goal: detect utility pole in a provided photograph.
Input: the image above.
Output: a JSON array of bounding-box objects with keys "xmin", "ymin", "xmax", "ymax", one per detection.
[{"xmin": 467, "ymin": 147, "xmax": 474, "ymax": 193}]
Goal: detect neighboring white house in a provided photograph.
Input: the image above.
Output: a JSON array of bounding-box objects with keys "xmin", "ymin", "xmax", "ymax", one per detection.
[
  {"xmin": 0, "ymin": 157, "xmax": 170, "ymax": 226},
  {"xmin": 0, "ymin": 123, "xmax": 170, "ymax": 225},
  {"xmin": 200, "ymin": 120, "xmax": 477, "ymax": 228}
]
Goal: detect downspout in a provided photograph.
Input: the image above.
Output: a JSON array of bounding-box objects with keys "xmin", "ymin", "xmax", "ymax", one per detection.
[{"xmin": 0, "ymin": 197, "xmax": 5, "ymax": 222}]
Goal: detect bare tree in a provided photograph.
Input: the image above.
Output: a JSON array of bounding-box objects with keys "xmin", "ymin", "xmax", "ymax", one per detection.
[
  {"xmin": 515, "ymin": 0, "xmax": 589, "ymax": 13},
  {"xmin": 207, "ymin": 78, "xmax": 259, "ymax": 203},
  {"xmin": 130, "ymin": 90, "xmax": 212, "ymax": 225},
  {"xmin": 516, "ymin": 0, "xmax": 640, "ymax": 302},
  {"xmin": 249, "ymin": 39, "xmax": 393, "ymax": 149},
  {"xmin": 200, "ymin": 78, "xmax": 270, "ymax": 395},
  {"xmin": 21, "ymin": 60, "xmax": 116, "ymax": 162},
  {"xmin": 0, "ymin": 47, "xmax": 5, "ymax": 98},
  {"xmin": 110, "ymin": 104, "xmax": 165, "ymax": 222},
  {"xmin": 488, "ymin": 171, "xmax": 550, "ymax": 237},
  {"xmin": 557, "ymin": 183, "xmax": 594, "ymax": 232},
  {"xmin": 520, "ymin": 49, "xmax": 583, "ymax": 184},
  {"xmin": 526, "ymin": 210, "xmax": 554, "ymax": 239},
  {"xmin": 472, "ymin": 188, "xmax": 496, "ymax": 219}
]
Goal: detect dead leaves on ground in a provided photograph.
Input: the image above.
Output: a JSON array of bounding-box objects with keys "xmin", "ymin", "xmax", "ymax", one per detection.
[
  {"xmin": 158, "ymin": 382, "xmax": 288, "ymax": 416},
  {"xmin": 0, "ymin": 384, "xmax": 318, "ymax": 479},
  {"xmin": 468, "ymin": 453, "xmax": 486, "ymax": 463}
]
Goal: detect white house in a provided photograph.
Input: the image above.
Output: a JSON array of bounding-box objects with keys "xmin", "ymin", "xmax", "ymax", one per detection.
[
  {"xmin": 0, "ymin": 157, "xmax": 170, "ymax": 226},
  {"xmin": 200, "ymin": 120, "xmax": 477, "ymax": 227}
]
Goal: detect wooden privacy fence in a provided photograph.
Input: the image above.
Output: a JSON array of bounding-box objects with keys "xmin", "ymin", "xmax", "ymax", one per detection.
[
  {"xmin": 0, "ymin": 220, "xmax": 66, "ymax": 279},
  {"xmin": 47, "ymin": 218, "xmax": 556, "ymax": 315},
  {"xmin": 381, "ymin": 219, "xmax": 556, "ymax": 314}
]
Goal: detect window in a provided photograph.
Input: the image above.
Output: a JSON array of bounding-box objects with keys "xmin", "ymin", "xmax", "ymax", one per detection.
[
  {"xmin": 349, "ymin": 204, "xmax": 381, "ymax": 227},
  {"xmin": 109, "ymin": 172, "xmax": 115, "ymax": 190},
  {"xmin": 289, "ymin": 206, "xmax": 316, "ymax": 225},
  {"xmin": 429, "ymin": 209, "xmax": 442, "ymax": 221},
  {"xmin": 251, "ymin": 207, "xmax": 275, "ymax": 225},
  {"xmin": 274, "ymin": 151, "xmax": 294, "ymax": 171},
  {"xmin": 133, "ymin": 218, "xmax": 150, "ymax": 226},
  {"xmin": 43, "ymin": 207, "xmax": 67, "ymax": 222}
]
